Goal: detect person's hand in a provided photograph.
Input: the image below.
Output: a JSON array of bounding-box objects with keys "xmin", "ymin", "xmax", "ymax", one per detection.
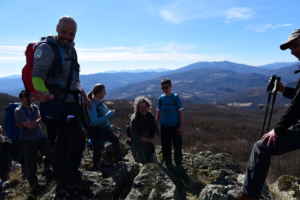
[
  {"xmin": 33, "ymin": 92, "xmax": 54, "ymax": 102},
  {"xmin": 277, "ymin": 81, "xmax": 285, "ymax": 93},
  {"xmin": 30, "ymin": 120, "xmax": 39, "ymax": 128},
  {"xmin": 23, "ymin": 121, "xmax": 34, "ymax": 129},
  {"xmin": 106, "ymin": 110, "xmax": 115, "ymax": 118},
  {"xmin": 261, "ymin": 129, "xmax": 278, "ymax": 147}
]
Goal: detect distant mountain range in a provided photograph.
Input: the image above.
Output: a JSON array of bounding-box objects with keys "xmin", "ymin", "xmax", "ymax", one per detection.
[
  {"xmin": 0, "ymin": 61, "xmax": 299, "ymax": 104},
  {"xmin": 109, "ymin": 61, "xmax": 300, "ymax": 104}
]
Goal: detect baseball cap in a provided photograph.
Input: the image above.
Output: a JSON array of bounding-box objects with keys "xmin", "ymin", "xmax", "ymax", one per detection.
[{"xmin": 280, "ymin": 29, "xmax": 300, "ymax": 50}]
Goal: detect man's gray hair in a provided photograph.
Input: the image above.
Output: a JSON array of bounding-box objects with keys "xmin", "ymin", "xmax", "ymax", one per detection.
[{"xmin": 57, "ymin": 16, "xmax": 77, "ymax": 30}]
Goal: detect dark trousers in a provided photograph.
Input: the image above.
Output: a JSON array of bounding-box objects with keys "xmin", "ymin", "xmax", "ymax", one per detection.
[
  {"xmin": 22, "ymin": 139, "xmax": 51, "ymax": 186},
  {"xmin": 244, "ymin": 129, "xmax": 300, "ymax": 198},
  {"xmin": 53, "ymin": 103, "xmax": 85, "ymax": 184},
  {"xmin": 0, "ymin": 143, "xmax": 11, "ymax": 181},
  {"xmin": 43, "ymin": 118, "xmax": 60, "ymax": 147},
  {"xmin": 132, "ymin": 139, "xmax": 155, "ymax": 164},
  {"xmin": 160, "ymin": 125, "xmax": 182, "ymax": 165},
  {"xmin": 89, "ymin": 126, "xmax": 121, "ymax": 167}
]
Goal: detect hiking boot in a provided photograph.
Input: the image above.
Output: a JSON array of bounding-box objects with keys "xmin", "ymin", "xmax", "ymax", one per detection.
[{"xmin": 227, "ymin": 189, "xmax": 257, "ymax": 200}]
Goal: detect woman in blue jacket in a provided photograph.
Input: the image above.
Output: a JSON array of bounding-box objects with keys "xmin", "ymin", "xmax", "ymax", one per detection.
[{"xmin": 87, "ymin": 84, "xmax": 121, "ymax": 169}]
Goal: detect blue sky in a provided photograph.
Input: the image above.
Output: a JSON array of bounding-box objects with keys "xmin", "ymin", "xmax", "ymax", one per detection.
[{"xmin": 0, "ymin": 0, "xmax": 299, "ymax": 77}]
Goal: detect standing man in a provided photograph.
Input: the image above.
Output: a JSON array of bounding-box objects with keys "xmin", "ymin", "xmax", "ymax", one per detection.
[
  {"xmin": 32, "ymin": 16, "xmax": 88, "ymax": 187},
  {"xmin": 156, "ymin": 79, "xmax": 184, "ymax": 168},
  {"xmin": 230, "ymin": 29, "xmax": 300, "ymax": 200}
]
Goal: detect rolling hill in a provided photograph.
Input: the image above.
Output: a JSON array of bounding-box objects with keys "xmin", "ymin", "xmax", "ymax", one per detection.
[{"xmin": 0, "ymin": 61, "xmax": 299, "ymax": 105}]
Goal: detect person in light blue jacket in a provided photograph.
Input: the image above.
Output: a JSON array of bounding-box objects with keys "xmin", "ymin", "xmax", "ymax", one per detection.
[{"xmin": 87, "ymin": 83, "xmax": 121, "ymax": 169}]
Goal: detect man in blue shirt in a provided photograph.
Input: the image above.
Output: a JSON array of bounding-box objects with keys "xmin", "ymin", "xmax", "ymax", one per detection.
[{"xmin": 156, "ymin": 79, "xmax": 184, "ymax": 168}]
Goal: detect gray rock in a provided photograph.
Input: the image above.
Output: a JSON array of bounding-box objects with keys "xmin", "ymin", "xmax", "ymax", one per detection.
[
  {"xmin": 125, "ymin": 163, "xmax": 176, "ymax": 200},
  {"xmin": 270, "ymin": 175, "xmax": 300, "ymax": 200}
]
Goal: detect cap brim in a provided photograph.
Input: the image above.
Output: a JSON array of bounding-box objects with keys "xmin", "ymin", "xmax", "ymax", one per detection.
[
  {"xmin": 280, "ymin": 38, "xmax": 298, "ymax": 50},
  {"xmin": 280, "ymin": 41, "xmax": 292, "ymax": 50}
]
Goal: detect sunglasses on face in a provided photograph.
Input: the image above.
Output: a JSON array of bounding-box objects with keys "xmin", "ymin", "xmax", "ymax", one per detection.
[
  {"xmin": 61, "ymin": 30, "xmax": 76, "ymax": 37},
  {"xmin": 161, "ymin": 86, "xmax": 170, "ymax": 90}
]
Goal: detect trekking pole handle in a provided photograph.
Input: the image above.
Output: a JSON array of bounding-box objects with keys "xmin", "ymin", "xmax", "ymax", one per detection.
[{"xmin": 272, "ymin": 77, "xmax": 281, "ymax": 94}]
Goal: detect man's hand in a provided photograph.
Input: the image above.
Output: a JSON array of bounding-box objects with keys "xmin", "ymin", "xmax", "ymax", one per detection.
[
  {"xmin": 277, "ymin": 81, "xmax": 285, "ymax": 93},
  {"xmin": 261, "ymin": 129, "xmax": 278, "ymax": 146},
  {"xmin": 33, "ymin": 92, "xmax": 54, "ymax": 102}
]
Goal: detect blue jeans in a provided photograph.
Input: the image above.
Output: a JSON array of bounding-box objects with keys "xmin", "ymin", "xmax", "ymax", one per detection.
[{"xmin": 243, "ymin": 129, "xmax": 300, "ymax": 198}]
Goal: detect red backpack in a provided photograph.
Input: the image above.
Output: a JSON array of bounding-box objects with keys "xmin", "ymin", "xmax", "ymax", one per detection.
[
  {"xmin": 22, "ymin": 41, "xmax": 61, "ymax": 95},
  {"xmin": 22, "ymin": 43, "xmax": 38, "ymax": 94}
]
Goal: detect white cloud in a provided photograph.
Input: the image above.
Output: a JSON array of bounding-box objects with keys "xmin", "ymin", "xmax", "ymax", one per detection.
[
  {"xmin": 225, "ymin": 7, "xmax": 254, "ymax": 23},
  {"xmin": 159, "ymin": 9, "xmax": 183, "ymax": 24},
  {"xmin": 247, "ymin": 23, "xmax": 293, "ymax": 32},
  {"xmin": 158, "ymin": 0, "xmax": 254, "ymax": 24},
  {"xmin": 77, "ymin": 43, "xmax": 218, "ymax": 63},
  {"xmin": 0, "ymin": 43, "xmax": 229, "ymax": 74}
]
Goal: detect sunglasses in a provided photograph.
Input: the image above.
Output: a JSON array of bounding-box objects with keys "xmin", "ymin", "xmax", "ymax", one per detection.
[
  {"xmin": 161, "ymin": 86, "xmax": 170, "ymax": 90},
  {"xmin": 61, "ymin": 30, "xmax": 76, "ymax": 37}
]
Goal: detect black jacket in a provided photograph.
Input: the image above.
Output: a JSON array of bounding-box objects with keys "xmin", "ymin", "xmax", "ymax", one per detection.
[
  {"xmin": 275, "ymin": 80, "xmax": 300, "ymax": 135},
  {"xmin": 130, "ymin": 112, "xmax": 158, "ymax": 139}
]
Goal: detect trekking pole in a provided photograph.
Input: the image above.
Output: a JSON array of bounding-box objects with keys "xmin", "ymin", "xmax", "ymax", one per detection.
[
  {"xmin": 261, "ymin": 92, "xmax": 272, "ymax": 136},
  {"xmin": 266, "ymin": 77, "xmax": 280, "ymax": 131},
  {"xmin": 261, "ymin": 75, "xmax": 277, "ymax": 136}
]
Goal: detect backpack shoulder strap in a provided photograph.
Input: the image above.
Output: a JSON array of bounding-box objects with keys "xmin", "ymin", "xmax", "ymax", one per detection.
[
  {"xmin": 43, "ymin": 42, "xmax": 63, "ymax": 78},
  {"xmin": 34, "ymin": 41, "xmax": 63, "ymax": 79}
]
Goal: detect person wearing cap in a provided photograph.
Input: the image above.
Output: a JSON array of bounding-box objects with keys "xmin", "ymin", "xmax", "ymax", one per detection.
[{"xmin": 229, "ymin": 29, "xmax": 300, "ymax": 200}]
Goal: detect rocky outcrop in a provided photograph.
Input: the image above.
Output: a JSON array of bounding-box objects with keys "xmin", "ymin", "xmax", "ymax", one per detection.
[
  {"xmin": 270, "ymin": 175, "xmax": 300, "ymax": 200},
  {"xmin": 2, "ymin": 148, "xmax": 274, "ymax": 200}
]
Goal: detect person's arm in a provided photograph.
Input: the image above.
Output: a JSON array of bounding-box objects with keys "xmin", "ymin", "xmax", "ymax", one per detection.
[
  {"xmin": 32, "ymin": 43, "xmax": 55, "ymax": 100},
  {"xmin": 156, "ymin": 97, "xmax": 161, "ymax": 121},
  {"xmin": 130, "ymin": 117, "xmax": 139, "ymax": 139},
  {"xmin": 176, "ymin": 95, "xmax": 184, "ymax": 132},
  {"xmin": 15, "ymin": 108, "xmax": 32, "ymax": 129},
  {"xmin": 178, "ymin": 111, "xmax": 184, "ymax": 129},
  {"xmin": 88, "ymin": 103, "xmax": 113, "ymax": 127},
  {"xmin": 274, "ymin": 87, "xmax": 300, "ymax": 136},
  {"xmin": 30, "ymin": 106, "xmax": 42, "ymax": 128},
  {"xmin": 278, "ymin": 80, "xmax": 300, "ymax": 99},
  {"xmin": 282, "ymin": 87, "xmax": 297, "ymax": 99}
]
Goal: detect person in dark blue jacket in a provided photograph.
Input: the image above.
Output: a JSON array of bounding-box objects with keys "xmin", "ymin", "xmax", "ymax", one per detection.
[{"xmin": 87, "ymin": 83, "xmax": 121, "ymax": 169}]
